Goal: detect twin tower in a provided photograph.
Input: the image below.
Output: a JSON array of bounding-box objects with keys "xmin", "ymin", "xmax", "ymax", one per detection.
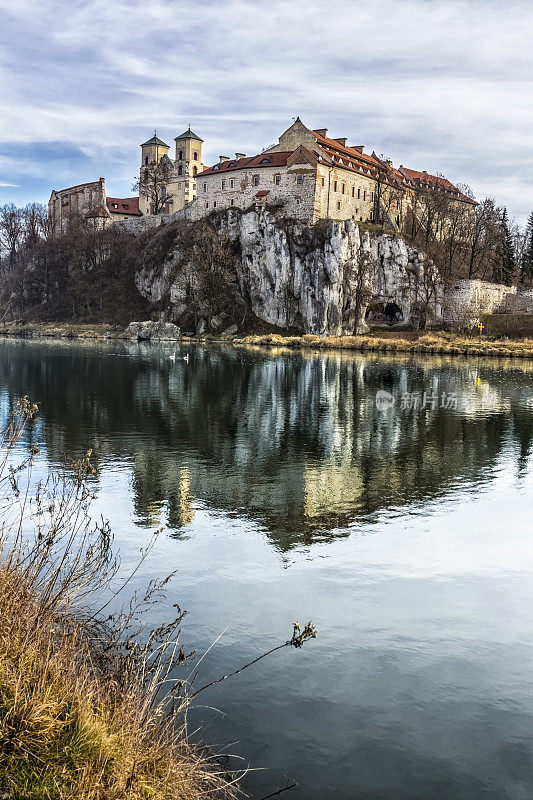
[{"xmin": 139, "ymin": 127, "xmax": 205, "ymax": 216}]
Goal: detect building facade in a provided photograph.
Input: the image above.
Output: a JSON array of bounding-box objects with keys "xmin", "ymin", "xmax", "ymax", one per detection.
[
  {"xmin": 49, "ymin": 118, "xmax": 474, "ymax": 235},
  {"xmin": 197, "ymin": 118, "xmax": 475, "ymax": 227},
  {"xmin": 48, "ymin": 177, "xmax": 142, "ymax": 235}
]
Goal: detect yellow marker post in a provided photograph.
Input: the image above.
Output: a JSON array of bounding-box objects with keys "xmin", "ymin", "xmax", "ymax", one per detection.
[{"xmin": 478, "ymin": 322, "xmax": 484, "ymax": 340}]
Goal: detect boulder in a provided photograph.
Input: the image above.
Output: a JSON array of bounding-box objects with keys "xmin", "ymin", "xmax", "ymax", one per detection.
[
  {"xmin": 221, "ymin": 324, "xmax": 238, "ymax": 336},
  {"xmin": 123, "ymin": 321, "xmax": 180, "ymax": 341}
]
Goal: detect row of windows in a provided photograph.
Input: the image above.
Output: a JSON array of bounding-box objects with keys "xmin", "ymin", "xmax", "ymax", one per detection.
[
  {"xmin": 319, "ymin": 175, "xmax": 374, "ymax": 201},
  {"xmin": 203, "ymin": 173, "xmax": 303, "ymax": 192}
]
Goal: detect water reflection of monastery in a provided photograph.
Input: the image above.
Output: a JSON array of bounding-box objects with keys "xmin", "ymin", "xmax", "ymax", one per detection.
[{"xmin": 1, "ymin": 342, "xmax": 531, "ymax": 551}]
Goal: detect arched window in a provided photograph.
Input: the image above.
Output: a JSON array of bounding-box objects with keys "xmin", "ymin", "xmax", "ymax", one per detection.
[
  {"xmin": 145, "ymin": 156, "xmax": 148, "ymax": 165},
  {"xmin": 179, "ymin": 150, "xmax": 183, "ymax": 160},
  {"xmin": 178, "ymin": 165, "xmax": 183, "ymax": 176},
  {"xmin": 193, "ymin": 151, "xmax": 198, "ymax": 161},
  {"xmin": 193, "ymin": 166, "xmax": 198, "ymax": 176}
]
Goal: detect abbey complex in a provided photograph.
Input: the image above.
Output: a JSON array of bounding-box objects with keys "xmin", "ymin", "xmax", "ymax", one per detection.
[{"xmin": 48, "ymin": 117, "xmax": 475, "ymax": 235}]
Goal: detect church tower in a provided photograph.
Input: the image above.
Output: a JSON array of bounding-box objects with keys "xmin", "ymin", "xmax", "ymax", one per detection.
[
  {"xmin": 174, "ymin": 127, "xmax": 204, "ymax": 206},
  {"xmin": 138, "ymin": 127, "xmax": 205, "ymax": 217},
  {"xmin": 139, "ymin": 133, "xmax": 171, "ymax": 216}
]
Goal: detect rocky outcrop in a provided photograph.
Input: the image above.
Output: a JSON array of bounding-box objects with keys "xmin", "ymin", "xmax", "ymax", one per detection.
[
  {"xmin": 135, "ymin": 209, "xmax": 442, "ymax": 335},
  {"xmin": 124, "ymin": 320, "xmax": 181, "ymax": 341}
]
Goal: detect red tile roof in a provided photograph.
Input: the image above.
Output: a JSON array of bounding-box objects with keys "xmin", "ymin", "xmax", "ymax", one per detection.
[
  {"xmin": 106, "ymin": 196, "xmax": 143, "ymax": 216},
  {"xmin": 400, "ymin": 168, "xmax": 475, "ymax": 204},
  {"xmin": 200, "ymin": 152, "xmax": 291, "ymax": 176},
  {"xmin": 255, "ymin": 190, "xmax": 270, "ymax": 197}
]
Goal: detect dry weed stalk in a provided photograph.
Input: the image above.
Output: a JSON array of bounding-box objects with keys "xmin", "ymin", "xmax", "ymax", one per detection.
[{"xmin": 0, "ymin": 399, "xmax": 316, "ymax": 799}]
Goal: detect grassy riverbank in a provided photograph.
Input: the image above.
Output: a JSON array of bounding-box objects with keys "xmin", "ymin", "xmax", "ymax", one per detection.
[
  {"xmin": 0, "ymin": 401, "xmax": 240, "ymax": 800},
  {"xmin": 235, "ymin": 331, "xmax": 533, "ymax": 359},
  {"xmin": 3, "ymin": 321, "xmax": 533, "ymax": 359}
]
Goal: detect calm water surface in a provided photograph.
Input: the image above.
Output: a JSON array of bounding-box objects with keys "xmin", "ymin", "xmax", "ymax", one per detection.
[{"xmin": 1, "ymin": 338, "xmax": 533, "ymax": 799}]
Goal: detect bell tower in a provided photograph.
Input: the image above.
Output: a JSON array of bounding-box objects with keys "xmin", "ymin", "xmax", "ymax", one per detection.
[
  {"xmin": 139, "ymin": 132, "xmax": 171, "ymax": 216},
  {"xmin": 174, "ymin": 126, "xmax": 204, "ymax": 205}
]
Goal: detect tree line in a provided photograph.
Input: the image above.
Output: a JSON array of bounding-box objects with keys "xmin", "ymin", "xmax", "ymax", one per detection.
[
  {"xmin": 0, "ymin": 205, "xmax": 147, "ymax": 323},
  {"xmin": 0, "ymin": 195, "xmax": 532, "ymax": 325}
]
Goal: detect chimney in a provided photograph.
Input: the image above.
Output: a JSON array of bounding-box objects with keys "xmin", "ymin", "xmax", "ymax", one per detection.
[
  {"xmin": 314, "ymin": 128, "xmax": 328, "ymax": 137},
  {"xmin": 235, "ymin": 152, "xmax": 246, "ymax": 160},
  {"xmin": 219, "ymin": 155, "xmax": 230, "ymax": 162},
  {"xmin": 334, "ymin": 137, "xmax": 347, "ymax": 147},
  {"xmin": 352, "ymin": 145, "xmax": 364, "ymax": 154}
]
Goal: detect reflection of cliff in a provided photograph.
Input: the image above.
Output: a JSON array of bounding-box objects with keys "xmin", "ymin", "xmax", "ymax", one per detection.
[{"xmin": 0, "ymin": 339, "xmax": 531, "ymax": 551}]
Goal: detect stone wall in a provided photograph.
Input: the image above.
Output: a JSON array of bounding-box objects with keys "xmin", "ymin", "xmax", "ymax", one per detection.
[{"xmin": 442, "ymin": 280, "xmax": 533, "ymax": 326}]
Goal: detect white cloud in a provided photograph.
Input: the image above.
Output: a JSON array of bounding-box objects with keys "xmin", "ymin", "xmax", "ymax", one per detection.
[{"xmin": 0, "ymin": 0, "xmax": 532, "ymax": 221}]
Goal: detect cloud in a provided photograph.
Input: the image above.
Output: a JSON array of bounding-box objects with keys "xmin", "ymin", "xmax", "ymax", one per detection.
[{"xmin": 0, "ymin": 0, "xmax": 532, "ymax": 222}]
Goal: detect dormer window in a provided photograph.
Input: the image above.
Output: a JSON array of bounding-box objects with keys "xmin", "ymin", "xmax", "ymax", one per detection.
[
  {"xmin": 112, "ymin": 203, "xmax": 118, "ymax": 209},
  {"xmin": 260, "ymin": 156, "xmax": 273, "ymax": 164}
]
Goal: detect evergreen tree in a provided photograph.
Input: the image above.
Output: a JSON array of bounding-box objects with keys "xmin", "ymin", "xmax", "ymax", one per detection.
[
  {"xmin": 494, "ymin": 209, "xmax": 516, "ymax": 285},
  {"xmin": 521, "ymin": 210, "xmax": 533, "ymax": 282}
]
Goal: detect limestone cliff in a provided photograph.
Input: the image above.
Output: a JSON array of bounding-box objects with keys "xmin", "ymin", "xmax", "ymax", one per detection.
[{"xmin": 134, "ymin": 208, "xmax": 443, "ymax": 334}]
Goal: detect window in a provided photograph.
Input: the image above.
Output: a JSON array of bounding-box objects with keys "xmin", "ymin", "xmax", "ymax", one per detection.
[
  {"xmin": 337, "ymin": 201, "xmax": 341, "ymax": 210},
  {"xmin": 145, "ymin": 156, "xmax": 148, "ymax": 165},
  {"xmin": 321, "ymin": 177, "xmax": 325, "ymax": 187},
  {"xmin": 222, "ymin": 180, "xmax": 226, "ymax": 189},
  {"xmin": 357, "ymin": 188, "xmax": 361, "ymax": 199},
  {"xmin": 253, "ymin": 175, "xmax": 259, "ymax": 186},
  {"xmin": 179, "ymin": 150, "xmax": 183, "ymax": 160},
  {"xmin": 363, "ymin": 190, "xmax": 366, "ymax": 200},
  {"xmin": 193, "ymin": 151, "xmax": 198, "ymax": 160},
  {"xmin": 260, "ymin": 156, "xmax": 273, "ymax": 164},
  {"xmin": 193, "ymin": 166, "xmax": 197, "ymax": 176},
  {"xmin": 230, "ymin": 199, "xmax": 234, "ymax": 206},
  {"xmin": 274, "ymin": 174, "xmax": 281, "ymax": 185},
  {"xmin": 369, "ymin": 211, "xmax": 373, "ymax": 220},
  {"xmin": 178, "ymin": 165, "xmax": 183, "ymax": 176},
  {"xmin": 230, "ymin": 179, "xmax": 234, "ymax": 189},
  {"xmin": 214, "ymin": 201, "xmax": 217, "ymax": 207},
  {"xmin": 112, "ymin": 203, "xmax": 118, "ymax": 209},
  {"xmin": 342, "ymin": 183, "xmax": 345, "ymax": 194},
  {"xmin": 297, "ymin": 175, "xmax": 303, "ymax": 185},
  {"xmin": 371, "ymin": 192, "xmax": 374, "ymax": 201},
  {"xmin": 203, "ymin": 183, "xmax": 207, "ymax": 192},
  {"xmin": 206, "ymin": 202, "xmax": 209, "ymax": 208}
]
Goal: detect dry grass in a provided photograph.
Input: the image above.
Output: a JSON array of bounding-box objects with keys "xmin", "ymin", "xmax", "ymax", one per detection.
[
  {"xmin": 0, "ymin": 399, "xmax": 241, "ymax": 800},
  {"xmin": 235, "ymin": 332, "xmax": 533, "ymax": 359}
]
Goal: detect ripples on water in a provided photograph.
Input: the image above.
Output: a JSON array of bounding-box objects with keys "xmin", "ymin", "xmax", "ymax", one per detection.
[{"xmin": 1, "ymin": 338, "xmax": 533, "ymax": 799}]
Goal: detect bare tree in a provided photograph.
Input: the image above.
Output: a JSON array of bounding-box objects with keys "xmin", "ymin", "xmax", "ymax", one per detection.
[
  {"xmin": 133, "ymin": 156, "xmax": 173, "ymax": 216},
  {"xmin": 0, "ymin": 203, "xmax": 24, "ymax": 273}
]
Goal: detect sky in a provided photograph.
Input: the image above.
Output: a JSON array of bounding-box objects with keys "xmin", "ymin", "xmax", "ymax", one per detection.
[{"xmin": 0, "ymin": 0, "xmax": 532, "ymax": 224}]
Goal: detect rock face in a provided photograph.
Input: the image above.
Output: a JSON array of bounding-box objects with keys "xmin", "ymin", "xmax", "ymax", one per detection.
[
  {"xmin": 124, "ymin": 321, "xmax": 181, "ymax": 340},
  {"xmin": 135, "ymin": 209, "xmax": 443, "ymax": 335}
]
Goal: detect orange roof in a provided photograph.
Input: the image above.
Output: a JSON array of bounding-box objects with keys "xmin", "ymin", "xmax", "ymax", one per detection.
[
  {"xmin": 200, "ymin": 152, "xmax": 291, "ymax": 176},
  {"xmin": 106, "ymin": 196, "xmax": 142, "ymax": 216},
  {"xmin": 400, "ymin": 168, "xmax": 475, "ymax": 204}
]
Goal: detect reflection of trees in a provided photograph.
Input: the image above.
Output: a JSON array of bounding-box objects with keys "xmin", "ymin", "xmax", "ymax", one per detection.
[{"xmin": 0, "ymin": 339, "xmax": 532, "ymax": 551}]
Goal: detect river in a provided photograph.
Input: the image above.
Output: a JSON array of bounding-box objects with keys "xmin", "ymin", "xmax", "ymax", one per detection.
[{"xmin": 1, "ymin": 337, "xmax": 532, "ymax": 800}]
